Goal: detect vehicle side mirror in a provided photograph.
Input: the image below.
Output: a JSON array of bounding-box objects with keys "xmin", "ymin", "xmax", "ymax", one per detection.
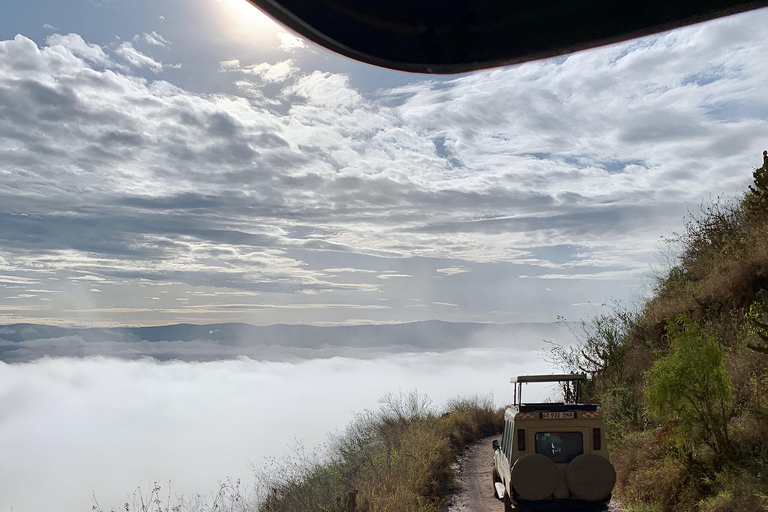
[{"xmin": 492, "ymin": 439, "xmax": 500, "ymax": 451}]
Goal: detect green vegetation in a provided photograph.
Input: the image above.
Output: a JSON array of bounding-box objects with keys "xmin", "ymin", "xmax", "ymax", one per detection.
[
  {"xmin": 547, "ymin": 166, "xmax": 768, "ymax": 511},
  {"xmin": 645, "ymin": 315, "xmax": 733, "ymax": 457}
]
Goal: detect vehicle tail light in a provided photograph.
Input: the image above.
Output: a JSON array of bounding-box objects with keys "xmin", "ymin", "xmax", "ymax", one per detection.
[
  {"xmin": 593, "ymin": 428, "xmax": 601, "ymax": 450},
  {"xmin": 517, "ymin": 429, "xmax": 525, "ymax": 450}
]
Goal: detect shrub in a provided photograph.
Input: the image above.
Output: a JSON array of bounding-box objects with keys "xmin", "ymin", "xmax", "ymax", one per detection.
[{"xmin": 645, "ymin": 315, "xmax": 733, "ymax": 457}]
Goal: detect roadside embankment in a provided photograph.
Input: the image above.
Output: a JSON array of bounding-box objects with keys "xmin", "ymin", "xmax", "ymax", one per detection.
[{"xmin": 255, "ymin": 393, "xmax": 503, "ymax": 512}]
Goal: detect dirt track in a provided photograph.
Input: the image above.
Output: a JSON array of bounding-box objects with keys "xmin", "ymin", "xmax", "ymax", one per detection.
[
  {"xmin": 444, "ymin": 437, "xmax": 623, "ymax": 512},
  {"xmin": 444, "ymin": 437, "xmax": 504, "ymax": 512}
]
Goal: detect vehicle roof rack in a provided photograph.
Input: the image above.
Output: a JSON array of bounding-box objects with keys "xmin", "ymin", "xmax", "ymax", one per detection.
[
  {"xmin": 510, "ymin": 374, "xmax": 586, "ymax": 384},
  {"xmin": 510, "ymin": 373, "xmax": 587, "ymax": 407},
  {"xmin": 519, "ymin": 403, "xmax": 597, "ymax": 413}
]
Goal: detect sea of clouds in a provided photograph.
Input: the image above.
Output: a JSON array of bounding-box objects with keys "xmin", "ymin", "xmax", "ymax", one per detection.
[{"xmin": 0, "ymin": 346, "xmax": 560, "ymax": 512}]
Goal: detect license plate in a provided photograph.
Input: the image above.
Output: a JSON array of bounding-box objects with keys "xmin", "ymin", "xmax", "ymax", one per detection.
[{"xmin": 541, "ymin": 412, "xmax": 575, "ymax": 419}]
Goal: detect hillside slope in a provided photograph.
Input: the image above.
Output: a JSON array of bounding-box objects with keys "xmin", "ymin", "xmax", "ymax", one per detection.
[{"xmin": 548, "ymin": 167, "xmax": 768, "ymax": 511}]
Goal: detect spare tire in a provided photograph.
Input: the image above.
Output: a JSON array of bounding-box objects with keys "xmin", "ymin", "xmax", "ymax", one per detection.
[
  {"xmin": 509, "ymin": 454, "xmax": 560, "ymax": 501},
  {"xmin": 565, "ymin": 454, "xmax": 616, "ymax": 502}
]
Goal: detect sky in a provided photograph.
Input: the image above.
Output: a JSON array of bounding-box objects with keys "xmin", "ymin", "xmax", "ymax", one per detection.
[{"xmin": 1, "ymin": 1, "xmax": 767, "ymax": 327}]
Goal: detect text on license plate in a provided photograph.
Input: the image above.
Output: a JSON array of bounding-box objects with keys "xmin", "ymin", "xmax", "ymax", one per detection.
[{"xmin": 541, "ymin": 412, "xmax": 575, "ymax": 419}]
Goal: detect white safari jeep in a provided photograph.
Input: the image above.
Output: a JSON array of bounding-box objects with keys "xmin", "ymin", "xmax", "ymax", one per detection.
[{"xmin": 492, "ymin": 374, "xmax": 616, "ymax": 510}]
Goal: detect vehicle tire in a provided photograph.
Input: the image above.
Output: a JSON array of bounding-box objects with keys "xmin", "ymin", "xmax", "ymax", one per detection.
[
  {"xmin": 565, "ymin": 454, "xmax": 616, "ymax": 503},
  {"xmin": 503, "ymin": 491, "xmax": 515, "ymax": 512},
  {"xmin": 509, "ymin": 454, "xmax": 560, "ymax": 501},
  {"xmin": 595, "ymin": 492, "xmax": 612, "ymax": 510}
]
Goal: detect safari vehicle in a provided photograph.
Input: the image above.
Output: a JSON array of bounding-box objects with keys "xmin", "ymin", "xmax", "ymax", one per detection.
[{"xmin": 492, "ymin": 374, "xmax": 616, "ymax": 510}]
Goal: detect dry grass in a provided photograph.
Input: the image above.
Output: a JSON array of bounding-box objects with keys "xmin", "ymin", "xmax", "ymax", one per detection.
[
  {"xmin": 254, "ymin": 393, "xmax": 503, "ymax": 512},
  {"xmin": 93, "ymin": 479, "xmax": 255, "ymax": 512},
  {"xmin": 697, "ymin": 468, "xmax": 768, "ymax": 512}
]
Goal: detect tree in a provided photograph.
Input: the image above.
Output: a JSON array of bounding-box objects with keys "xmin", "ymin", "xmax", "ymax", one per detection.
[
  {"xmin": 545, "ymin": 308, "xmax": 632, "ymax": 381},
  {"xmin": 545, "ymin": 305, "xmax": 642, "ymax": 437},
  {"xmin": 645, "ymin": 315, "xmax": 733, "ymax": 456}
]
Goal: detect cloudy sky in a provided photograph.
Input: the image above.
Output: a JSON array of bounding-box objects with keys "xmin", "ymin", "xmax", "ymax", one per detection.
[{"xmin": 2, "ymin": 2, "xmax": 768, "ymax": 327}]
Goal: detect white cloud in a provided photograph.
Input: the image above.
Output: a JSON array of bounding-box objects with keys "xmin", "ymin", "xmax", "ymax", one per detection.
[
  {"xmin": 436, "ymin": 267, "xmax": 471, "ymax": 276},
  {"xmin": 46, "ymin": 33, "xmax": 113, "ymax": 67},
  {"xmin": 0, "ymin": 276, "xmax": 40, "ymax": 285},
  {"xmin": 283, "ymin": 70, "xmax": 362, "ymax": 108},
  {"xmin": 219, "ymin": 58, "xmax": 240, "ymax": 70},
  {"xmin": 376, "ymin": 274, "xmax": 413, "ymax": 280},
  {"xmin": 277, "ymin": 31, "xmax": 306, "ymax": 51},
  {"xmin": 530, "ymin": 270, "xmax": 643, "ymax": 280},
  {"xmin": 139, "ymin": 31, "xmax": 170, "ymax": 47},
  {"xmin": 67, "ymin": 275, "xmax": 107, "ymax": 282},
  {"xmin": 249, "ymin": 59, "xmax": 296, "ymax": 82},
  {"xmin": 179, "ymin": 303, "xmax": 390, "ymax": 310},
  {"xmin": 222, "ymin": 59, "xmax": 298, "ymax": 83},
  {"xmin": 0, "ymin": 304, "xmax": 49, "ymax": 311},
  {"xmin": 115, "ymin": 41, "xmax": 164, "ymax": 72},
  {"xmin": 323, "ymin": 268, "xmax": 378, "ymax": 274}
]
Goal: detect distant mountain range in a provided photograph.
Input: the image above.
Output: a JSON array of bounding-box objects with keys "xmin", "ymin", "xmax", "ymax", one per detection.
[{"xmin": 0, "ymin": 320, "xmax": 574, "ymax": 362}]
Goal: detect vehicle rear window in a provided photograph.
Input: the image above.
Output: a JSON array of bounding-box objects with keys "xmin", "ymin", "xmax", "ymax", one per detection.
[{"xmin": 534, "ymin": 432, "xmax": 583, "ymax": 463}]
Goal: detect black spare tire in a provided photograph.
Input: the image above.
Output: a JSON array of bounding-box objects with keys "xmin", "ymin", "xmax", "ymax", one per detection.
[
  {"xmin": 509, "ymin": 454, "xmax": 560, "ymax": 501},
  {"xmin": 565, "ymin": 453, "xmax": 616, "ymax": 502}
]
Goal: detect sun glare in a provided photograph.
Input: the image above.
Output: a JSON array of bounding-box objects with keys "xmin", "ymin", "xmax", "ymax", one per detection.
[{"xmin": 212, "ymin": 0, "xmax": 283, "ymax": 46}]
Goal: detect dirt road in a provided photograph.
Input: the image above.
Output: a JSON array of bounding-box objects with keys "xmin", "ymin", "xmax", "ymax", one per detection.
[
  {"xmin": 444, "ymin": 436, "xmax": 623, "ymax": 512},
  {"xmin": 444, "ymin": 437, "xmax": 503, "ymax": 512}
]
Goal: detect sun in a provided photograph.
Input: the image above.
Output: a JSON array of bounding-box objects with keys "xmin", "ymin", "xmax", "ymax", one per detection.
[{"xmin": 212, "ymin": 0, "xmax": 284, "ymax": 47}]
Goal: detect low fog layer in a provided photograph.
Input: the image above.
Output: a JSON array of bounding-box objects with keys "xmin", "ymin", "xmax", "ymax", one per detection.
[
  {"xmin": 0, "ymin": 320, "xmax": 571, "ymax": 362},
  {"xmin": 0, "ymin": 346, "xmax": 562, "ymax": 512}
]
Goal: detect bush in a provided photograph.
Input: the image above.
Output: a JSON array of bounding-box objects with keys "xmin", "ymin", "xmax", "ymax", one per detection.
[
  {"xmin": 645, "ymin": 315, "xmax": 733, "ymax": 457},
  {"xmin": 545, "ymin": 304, "xmax": 644, "ymax": 438}
]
